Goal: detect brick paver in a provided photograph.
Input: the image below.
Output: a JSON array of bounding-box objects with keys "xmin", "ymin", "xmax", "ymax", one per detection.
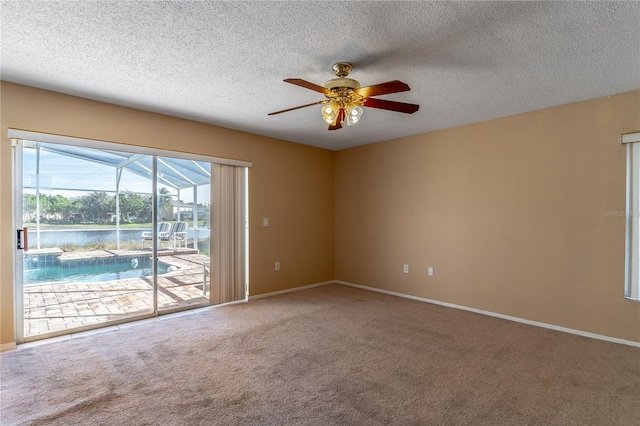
[{"xmin": 23, "ymin": 250, "xmax": 211, "ymax": 338}]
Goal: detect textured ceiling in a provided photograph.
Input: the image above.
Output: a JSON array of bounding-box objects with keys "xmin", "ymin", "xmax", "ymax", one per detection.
[{"xmin": 1, "ymin": 1, "xmax": 639, "ymax": 151}]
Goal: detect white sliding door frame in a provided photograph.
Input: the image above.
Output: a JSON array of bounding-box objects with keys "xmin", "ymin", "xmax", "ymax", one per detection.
[
  {"xmin": 10, "ymin": 129, "xmax": 251, "ymax": 343},
  {"xmin": 624, "ymin": 132, "xmax": 640, "ymax": 300},
  {"xmin": 11, "ymin": 139, "xmax": 25, "ymax": 342}
]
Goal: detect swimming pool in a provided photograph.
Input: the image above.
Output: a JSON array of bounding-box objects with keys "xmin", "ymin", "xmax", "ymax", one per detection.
[{"xmin": 24, "ymin": 257, "xmax": 170, "ymax": 285}]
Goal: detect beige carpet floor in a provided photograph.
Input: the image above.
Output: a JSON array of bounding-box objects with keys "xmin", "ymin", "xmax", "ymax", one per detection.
[{"xmin": 1, "ymin": 283, "xmax": 639, "ymax": 425}]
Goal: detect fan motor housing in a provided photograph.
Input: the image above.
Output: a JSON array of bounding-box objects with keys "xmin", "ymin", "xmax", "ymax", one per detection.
[{"xmin": 324, "ymin": 78, "xmax": 361, "ymax": 90}]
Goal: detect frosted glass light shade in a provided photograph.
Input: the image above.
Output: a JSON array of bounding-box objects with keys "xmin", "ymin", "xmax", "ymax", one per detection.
[
  {"xmin": 345, "ymin": 106, "xmax": 363, "ymax": 126},
  {"xmin": 322, "ymin": 103, "xmax": 339, "ymax": 125}
]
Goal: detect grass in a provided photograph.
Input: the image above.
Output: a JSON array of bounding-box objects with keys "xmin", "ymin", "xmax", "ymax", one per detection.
[
  {"xmin": 58, "ymin": 240, "xmax": 146, "ymax": 252},
  {"xmin": 56, "ymin": 240, "xmax": 210, "ymax": 254}
]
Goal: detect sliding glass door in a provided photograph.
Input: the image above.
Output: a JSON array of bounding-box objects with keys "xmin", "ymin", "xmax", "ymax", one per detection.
[
  {"xmin": 13, "ymin": 137, "xmax": 221, "ymax": 342},
  {"xmin": 19, "ymin": 142, "xmax": 156, "ymax": 339},
  {"xmin": 155, "ymin": 155, "xmax": 212, "ymax": 313}
]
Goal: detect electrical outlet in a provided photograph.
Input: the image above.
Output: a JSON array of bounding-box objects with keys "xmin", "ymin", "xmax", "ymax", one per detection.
[
  {"xmin": 403, "ymin": 264, "xmax": 409, "ymax": 273},
  {"xmin": 428, "ymin": 267, "xmax": 434, "ymax": 276},
  {"xmin": 275, "ymin": 261, "xmax": 280, "ymax": 271},
  {"xmin": 263, "ymin": 217, "xmax": 269, "ymax": 227}
]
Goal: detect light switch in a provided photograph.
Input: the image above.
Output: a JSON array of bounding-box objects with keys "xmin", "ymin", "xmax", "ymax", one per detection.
[{"xmin": 263, "ymin": 217, "xmax": 269, "ymax": 227}]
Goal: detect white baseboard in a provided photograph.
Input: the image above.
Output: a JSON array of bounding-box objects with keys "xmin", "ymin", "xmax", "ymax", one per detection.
[
  {"xmin": 249, "ymin": 280, "xmax": 334, "ymax": 300},
  {"xmin": 1, "ymin": 342, "xmax": 17, "ymax": 352},
  {"xmin": 336, "ymin": 280, "xmax": 640, "ymax": 348}
]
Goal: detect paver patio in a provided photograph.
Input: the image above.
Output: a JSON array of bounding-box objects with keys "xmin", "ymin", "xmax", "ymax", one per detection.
[{"xmin": 23, "ymin": 249, "xmax": 211, "ymax": 338}]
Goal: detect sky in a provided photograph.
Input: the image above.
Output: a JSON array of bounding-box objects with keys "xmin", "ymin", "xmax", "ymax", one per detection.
[{"xmin": 22, "ymin": 144, "xmax": 211, "ymax": 205}]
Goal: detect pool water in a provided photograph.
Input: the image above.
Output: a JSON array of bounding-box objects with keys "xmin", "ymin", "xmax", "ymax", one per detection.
[{"xmin": 25, "ymin": 257, "xmax": 170, "ymax": 285}]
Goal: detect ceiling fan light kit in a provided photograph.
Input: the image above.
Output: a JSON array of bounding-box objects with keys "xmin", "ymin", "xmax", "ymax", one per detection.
[
  {"xmin": 268, "ymin": 62, "xmax": 419, "ymax": 131},
  {"xmin": 322, "ymin": 103, "xmax": 363, "ymax": 127}
]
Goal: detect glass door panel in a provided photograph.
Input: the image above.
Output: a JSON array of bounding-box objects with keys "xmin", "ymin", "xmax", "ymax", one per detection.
[
  {"xmin": 21, "ymin": 142, "xmax": 155, "ymax": 339},
  {"xmin": 156, "ymin": 157, "xmax": 211, "ymax": 312}
]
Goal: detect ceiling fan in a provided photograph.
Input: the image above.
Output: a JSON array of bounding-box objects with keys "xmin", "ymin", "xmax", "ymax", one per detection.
[{"xmin": 268, "ymin": 62, "xmax": 420, "ymax": 130}]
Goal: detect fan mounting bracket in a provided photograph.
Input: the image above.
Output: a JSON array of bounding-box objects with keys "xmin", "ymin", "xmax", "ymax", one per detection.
[{"xmin": 332, "ymin": 62, "xmax": 353, "ymax": 78}]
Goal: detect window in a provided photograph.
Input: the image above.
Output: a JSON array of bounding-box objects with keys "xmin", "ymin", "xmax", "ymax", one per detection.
[{"xmin": 624, "ymin": 132, "xmax": 640, "ymax": 300}]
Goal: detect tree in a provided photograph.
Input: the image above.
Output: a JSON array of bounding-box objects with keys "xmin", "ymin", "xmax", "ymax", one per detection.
[
  {"xmin": 78, "ymin": 192, "xmax": 115, "ymax": 223},
  {"xmin": 159, "ymin": 187, "xmax": 174, "ymax": 221},
  {"xmin": 23, "ymin": 193, "xmax": 37, "ymax": 222},
  {"xmin": 119, "ymin": 191, "xmax": 152, "ymax": 223},
  {"xmin": 71, "ymin": 198, "xmax": 85, "ymax": 223},
  {"xmin": 49, "ymin": 194, "xmax": 72, "ymax": 222}
]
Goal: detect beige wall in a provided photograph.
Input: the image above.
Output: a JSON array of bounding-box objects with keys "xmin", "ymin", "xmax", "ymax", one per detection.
[
  {"xmin": 336, "ymin": 90, "xmax": 640, "ymax": 343},
  {"xmin": 0, "ymin": 82, "xmax": 335, "ymax": 345},
  {"xmin": 2, "ymin": 82, "xmax": 639, "ymax": 346}
]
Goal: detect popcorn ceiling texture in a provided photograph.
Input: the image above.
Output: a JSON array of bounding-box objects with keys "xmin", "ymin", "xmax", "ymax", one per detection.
[{"xmin": 1, "ymin": 1, "xmax": 639, "ymax": 150}]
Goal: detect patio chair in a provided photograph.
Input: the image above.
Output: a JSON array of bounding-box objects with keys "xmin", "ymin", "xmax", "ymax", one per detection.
[
  {"xmin": 141, "ymin": 222, "xmax": 171, "ymax": 249},
  {"xmin": 161, "ymin": 221, "xmax": 188, "ymax": 249},
  {"xmin": 203, "ymin": 262, "xmax": 210, "ymax": 296}
]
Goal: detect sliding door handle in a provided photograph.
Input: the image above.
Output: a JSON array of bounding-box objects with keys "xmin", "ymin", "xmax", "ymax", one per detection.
[
  {"xmin": 17, "ymin": 227, "xmax": 28, "ymax": 251},
  {"xmin": 17, "ymin": 229, "xmax": 23, "ymax": 250}
]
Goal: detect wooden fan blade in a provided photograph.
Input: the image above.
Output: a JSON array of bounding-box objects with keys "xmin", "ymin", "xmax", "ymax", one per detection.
[
  {"xmin": 355, "ymin": 80, "xmax": 410, "ymax": 98},
  {"xmin": 363, "ymin": 98, "xmax": 420, "ymax": 114},
  {"xmin": 328, "ymin": 108, "xmax": 345, "ymax": 131},
  {"xmin": 284, "ymin": 78, "xmax": 329, "ymax": 94},
  {"xmin": 268, "ymin": 100, "xmax": 329, "ymax": 116}
]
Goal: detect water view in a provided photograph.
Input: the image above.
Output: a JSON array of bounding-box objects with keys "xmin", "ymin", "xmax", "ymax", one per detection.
[{"xmin": 27, "ymin": 228, "xmax": 210, "ymax": 249}]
